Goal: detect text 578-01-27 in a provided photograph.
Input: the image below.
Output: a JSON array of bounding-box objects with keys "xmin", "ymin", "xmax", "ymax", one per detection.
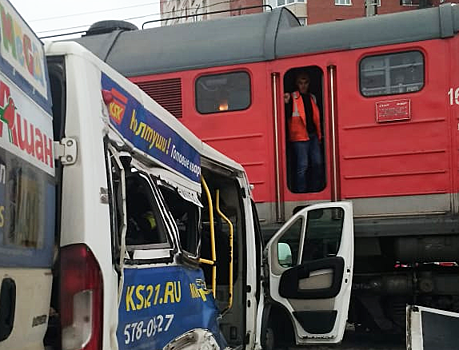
[{"xmin": 123, "ymin": 314, "xmax": 174, "ymax": 345}]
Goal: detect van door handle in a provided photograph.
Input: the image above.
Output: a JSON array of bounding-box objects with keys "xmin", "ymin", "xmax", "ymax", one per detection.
[{"xmin": 0, "ymin": 278, "xmax": 16, "ymax": 342}]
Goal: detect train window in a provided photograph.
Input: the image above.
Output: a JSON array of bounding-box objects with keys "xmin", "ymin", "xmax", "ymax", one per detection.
[
  {"xmin": 360, "ymin": 51, "xmax": 424, "ymax": 97},
  {"xmin": 195, "ymin": 72, "xmax": 251, "ymax": 114}
]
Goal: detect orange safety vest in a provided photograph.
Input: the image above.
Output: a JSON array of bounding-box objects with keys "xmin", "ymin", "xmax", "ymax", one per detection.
[{"xmin": 288, "ymin": 91, "xmax": 322, "ymax": 142}]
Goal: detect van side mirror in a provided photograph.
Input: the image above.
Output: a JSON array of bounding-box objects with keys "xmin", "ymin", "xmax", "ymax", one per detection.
[{"xmin": 278, "ymin": 242, "xmax": 293, "ymax": 267}]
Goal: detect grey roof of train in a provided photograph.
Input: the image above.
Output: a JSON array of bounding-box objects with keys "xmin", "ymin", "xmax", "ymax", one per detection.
[{"xmin": 72, "ymin": 3, "xmax": 459, "ymax": 77}]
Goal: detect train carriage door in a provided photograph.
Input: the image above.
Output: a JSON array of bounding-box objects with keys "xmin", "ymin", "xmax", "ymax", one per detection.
[
  {"xmin": 283, "ymin": 67, "xmax": 327, "ymax": 195},
  {"xmin": 272, "ymin": 64, "xmax": 337, "ymax": 223},
  {"xmin": 265, "ymin": 201, "xmax": 353, "ymax": 345}
]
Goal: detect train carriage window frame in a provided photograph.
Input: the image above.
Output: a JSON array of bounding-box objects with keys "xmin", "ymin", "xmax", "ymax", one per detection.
[
  {"xmin": 195, "ymin": 71, "xmax": 251, "ymax": 114},
  {"xmin": 359, "ymin": 51, "xmax": 425, "ymax": 97}
]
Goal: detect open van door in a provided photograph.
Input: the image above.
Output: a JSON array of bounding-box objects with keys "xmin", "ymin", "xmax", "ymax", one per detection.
[{"xmin": 264, "ymin": 202, "xmax": 353, "ymax": 345}]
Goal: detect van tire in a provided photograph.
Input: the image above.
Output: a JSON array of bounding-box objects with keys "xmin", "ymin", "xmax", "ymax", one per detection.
[{"xmin": 263, "ymin": 326, "xmax": 275, "ymax": 350}]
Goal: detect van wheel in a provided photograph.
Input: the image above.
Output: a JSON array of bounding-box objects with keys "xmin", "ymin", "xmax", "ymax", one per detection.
[
  {"xmin": 263, "ymin": 327, "xmax": 275, "ymax": 350},
  {"xmin": 264, "ymin": 326, "xmax": 288, "ymax": 350}
]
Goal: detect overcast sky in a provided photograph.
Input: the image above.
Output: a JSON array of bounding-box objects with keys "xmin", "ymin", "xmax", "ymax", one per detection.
[{"xmin": 11, "ymin": 0, "xmax": 161, "ymax": 39}]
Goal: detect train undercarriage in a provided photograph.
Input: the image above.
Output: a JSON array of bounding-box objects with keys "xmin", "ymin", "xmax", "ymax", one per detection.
[{"xmin": 351, "ymin": 228, "xmax": 459, "ymax": 333}]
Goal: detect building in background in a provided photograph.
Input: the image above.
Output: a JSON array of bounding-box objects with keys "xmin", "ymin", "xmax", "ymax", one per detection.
[
  {"xmin": 159, "ymin": 0, "xmax": 263, "ymax": 25},
  {"xmin": 305, "ymin": 0, "xmax": 459, "ymax": 25},
  {"xmin": 160, "ymin": 0, "xmax": 459, "ymax": 26}
]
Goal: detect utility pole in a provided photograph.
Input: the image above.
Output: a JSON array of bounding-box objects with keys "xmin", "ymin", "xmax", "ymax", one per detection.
[{"xmin": 365, "ymin": 0, "xmax": 378, "ymax": 17}]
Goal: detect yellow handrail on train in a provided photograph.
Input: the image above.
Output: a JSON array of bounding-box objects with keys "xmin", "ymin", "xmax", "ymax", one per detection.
[
  {"xmin": 215, "ymin": 189, "xmax": 234, "ymax": 314},
  {"xmin": 199, "ymin": 176, "xmax": 217, "ymax": 298}
]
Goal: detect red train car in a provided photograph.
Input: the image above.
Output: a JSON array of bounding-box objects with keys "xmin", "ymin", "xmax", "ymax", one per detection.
[{"xmin": 75, "ymin": 4, "xmax": 459, "ymax": 333}]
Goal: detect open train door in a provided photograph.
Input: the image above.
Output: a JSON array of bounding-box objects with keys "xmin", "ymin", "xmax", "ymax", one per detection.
[
  {"xmin": 407, "ymin": 305, "xmax": 459, "ymax": 350},
  {"xmin": 264, "ymin": 201, "xmax": 353, "ymax": 345}
]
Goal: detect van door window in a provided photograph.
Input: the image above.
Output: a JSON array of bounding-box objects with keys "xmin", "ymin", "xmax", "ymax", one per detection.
[
  {"xmin": 158, "ymin": 184, "xmax": 200, "ymax": 258},
  {"xmin": 301, "ymin": 208, "xmax": 344, "ymax": 261},
  {"xmin": 108, "ymin": 147, "xmax": 175, "ymax": 261},
  {"xmin": 277, "ymin": 217, "xmax": 303, "ymax": 268},
  {"xmin": 125, "ymin": 172, "xmax": 169, "ymax": 248}
]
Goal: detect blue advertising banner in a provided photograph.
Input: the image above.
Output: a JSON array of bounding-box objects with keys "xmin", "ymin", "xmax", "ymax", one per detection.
[
  {"xmin": 101, "ymin": 73, "xmax": 201, "ymax": 184},
  {"xmin": 117, "ymin": 265, "xmax": 226, "ymax": 350}
]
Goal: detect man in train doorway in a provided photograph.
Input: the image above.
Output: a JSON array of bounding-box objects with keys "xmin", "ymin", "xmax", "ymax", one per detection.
[{"xmin": 284, "ymin": 70, "xmax": 323, "ymax": 193}]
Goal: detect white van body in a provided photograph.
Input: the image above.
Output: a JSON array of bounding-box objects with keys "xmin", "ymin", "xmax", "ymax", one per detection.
[{"xmin": 46, "ymin": 41, "xmax": 266, "ymax": 350}]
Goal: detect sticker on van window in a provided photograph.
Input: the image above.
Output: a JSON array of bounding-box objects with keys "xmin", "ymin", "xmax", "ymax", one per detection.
[
  {"xmin": 117, "ymin": 265, "xmax": 226, "ymax": 350},
  {"xmin": 101, "ymin": 73, "xmax": 201, "ymax": 184}
]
